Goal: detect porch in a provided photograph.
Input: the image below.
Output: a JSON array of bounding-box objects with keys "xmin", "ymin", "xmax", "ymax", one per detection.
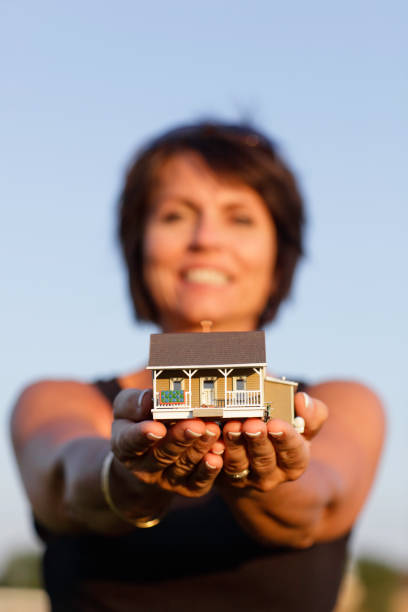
[{"xmin": 152, "ymin": 389, "xmax": 265, "ymax": 420}]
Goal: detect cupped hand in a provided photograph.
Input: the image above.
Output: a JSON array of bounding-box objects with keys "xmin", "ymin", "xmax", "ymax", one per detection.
[
  {"xmin": 111, "ymin": 388, "xmax": 224, "ymax": 497},
  {"xmin": 220, "ymin": 392, "xmax": 328, "ymax": 491}
]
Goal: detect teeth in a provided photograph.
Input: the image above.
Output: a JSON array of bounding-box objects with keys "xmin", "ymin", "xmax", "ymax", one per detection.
[{"xmin": 184, "ymin": 268, "xmax": 229, "ymax": 285}]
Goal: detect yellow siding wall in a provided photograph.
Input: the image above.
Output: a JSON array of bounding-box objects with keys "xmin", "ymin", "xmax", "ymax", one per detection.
[
  {"xmin": 191, "ymin": 377, "xmax": 200, "ymax": 407},
  {"xmin": 264, "ymin": 381, "xmax": 294, "ymax": 423},
  {"xmin": 156, "ymin": 378, "xmax": 169, "ymax": 393},
  {"xmin": 230, "ymin": 368, "xmax": 262, "ymax": 391},
  {"xmin": 216, "ymin": 377, "xmax": 225, "ymax": 400},
  {"xmin": 247, "ymin": 371, "xmax": 261, "ymax": 390}
]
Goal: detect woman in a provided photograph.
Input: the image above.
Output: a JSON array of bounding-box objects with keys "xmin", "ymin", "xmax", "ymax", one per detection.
[{"xmin": 11, "ymin": 122, "xmax": 384, "ymax": 611}]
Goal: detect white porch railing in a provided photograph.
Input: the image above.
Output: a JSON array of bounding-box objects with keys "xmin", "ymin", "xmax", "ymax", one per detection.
[
  {"xmin": 154, "ymin": 390, "xmax": 262, "ymax": 409},
  {"xmin": 225, "ymin": 390, "xmax": 261, "ymax": 407},
  {"xmin": 154, "ymin": 391, "xmax": 191, "ymax": 409}
]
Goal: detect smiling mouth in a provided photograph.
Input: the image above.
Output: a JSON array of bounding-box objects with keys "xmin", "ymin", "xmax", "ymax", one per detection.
[{"xmin": 183, "ymin": 268, "xmax": 230, "ymax": 285}]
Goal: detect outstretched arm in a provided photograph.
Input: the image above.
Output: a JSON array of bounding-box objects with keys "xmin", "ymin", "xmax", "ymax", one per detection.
[
  {"xmin": 11, "ymin": 381, "xmax": 223, "ymax": 534},
  {"xmin": 217, "ymin": 382, "xmax": 385, "ymax": 548}
]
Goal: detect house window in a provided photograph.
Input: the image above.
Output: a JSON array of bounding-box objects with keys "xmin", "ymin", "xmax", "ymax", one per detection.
[
  {"xmin": 235, "ymin": 378, "xmax": 246, "ymax": 391},
  {"xmin": 170, "ymin": 378, "xmax": 183, "ymax": 390},
  {"xmin": 233, "ymin": 376, "xmax": 246, "ymax": 391}
]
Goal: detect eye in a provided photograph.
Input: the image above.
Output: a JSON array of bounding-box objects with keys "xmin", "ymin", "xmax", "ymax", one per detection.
[
  {"xmin": 160, "ymin": 211, "xmax": 184, "ymax": 223},
  {"xmin": 231, "ymin": 214, "xmax": 254, "ymax": 225}
]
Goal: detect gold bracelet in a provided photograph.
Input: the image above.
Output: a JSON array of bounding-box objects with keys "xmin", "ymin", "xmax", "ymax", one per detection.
[{"xmin": 100, "ymin": 451, "xmax": 161, "ymax": 528}]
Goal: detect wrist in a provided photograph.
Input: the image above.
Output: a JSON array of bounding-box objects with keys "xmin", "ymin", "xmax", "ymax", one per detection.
[{"xmin": 105, "ymin": 452, "xmax": 172, "ymax": 527}]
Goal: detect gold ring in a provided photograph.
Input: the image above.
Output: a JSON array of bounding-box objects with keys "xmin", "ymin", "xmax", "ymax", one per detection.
[{"xmin": 225, "ymin": 468, "xmax": 250, "ymax": 481}]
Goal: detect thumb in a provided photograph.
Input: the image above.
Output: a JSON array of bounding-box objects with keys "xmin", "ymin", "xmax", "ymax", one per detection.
[{"xmin": 113, "ymin": 388, "xmax": 153, "ymax": 422}]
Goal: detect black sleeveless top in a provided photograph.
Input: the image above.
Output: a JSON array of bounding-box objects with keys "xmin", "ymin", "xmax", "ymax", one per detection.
[{"xmin": 35, "ymin": 378, "xmax": 350, "ymax": 612}]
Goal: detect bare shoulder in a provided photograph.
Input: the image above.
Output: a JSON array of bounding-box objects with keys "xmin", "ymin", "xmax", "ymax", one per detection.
[
  {"xmin": 16, "ymin": 378, "xmax": 113, "ymax": 404},
  {"xmin": 11, "ymin": 378, "xmax": 114, "ymax": 448},
  {"xmin": 307, "ymin": 379, "xmax": 385, "ymax": 442}
]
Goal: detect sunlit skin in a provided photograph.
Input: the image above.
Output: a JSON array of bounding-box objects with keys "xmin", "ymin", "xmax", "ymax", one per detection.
[{"xmin": 143, "ymin": 152, "xmax": 277, "ymax": 332}]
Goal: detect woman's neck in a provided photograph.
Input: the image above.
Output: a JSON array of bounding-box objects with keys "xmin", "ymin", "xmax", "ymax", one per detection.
[{"xmin": 159, "ymin": 315, "xmax": 259, "ymax": 333}]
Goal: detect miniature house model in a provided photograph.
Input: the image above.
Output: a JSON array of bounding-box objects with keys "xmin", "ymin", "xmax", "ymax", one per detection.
[{"xmin": 148, "ymin": 329, "xmax": 299, "ymax": 425}]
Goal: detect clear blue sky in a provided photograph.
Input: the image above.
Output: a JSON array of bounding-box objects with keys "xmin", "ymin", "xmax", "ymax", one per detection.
[{"xmin": 1, "ymin": 1, "xmax": 407, "ymax": 569}]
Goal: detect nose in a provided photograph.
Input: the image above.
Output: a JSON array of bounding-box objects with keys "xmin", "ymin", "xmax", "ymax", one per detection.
[{"xmin": 188, "ymin": 212, "xmax": 223, "ymax": 251}]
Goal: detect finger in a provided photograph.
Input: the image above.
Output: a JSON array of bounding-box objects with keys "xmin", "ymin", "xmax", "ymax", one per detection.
[
  {"xmin": 113, "ymin": 388, "xmax": 153, "ymax": 422},
  {"xmin": 146, "ymin": 419, "xmax": 207, "ymax": 471},
  {"xmin": 241, "ymin": 419, "xmax": 277, "ymax": 481},
  {"xmin": 222, "ymin": 422, "xmax": 249, "ymax": 475},
  {"xmin": 187, "ymin": 452, "xmax": 223, "ymax": 494},
  {"xmin": 295, "ymin": 392, "xmax": 328, "ymax": 440},
  {"xmin": 211, "ymin": 440, "xmax": 225, "ymax": 456},
  {"xmin": 266, "ymin": 420, "xmax": 310, "ymax": 479},
  {"xmin": 111, "ymin": 418, "xmax": 167, "ymax": 463},
  {"xmin": 204, "ymin": 420, "xmax": 223, "ymax": 454},
  {"xmin": 163, "ymin": 425, "xmax": 221, "ymax": 484}
]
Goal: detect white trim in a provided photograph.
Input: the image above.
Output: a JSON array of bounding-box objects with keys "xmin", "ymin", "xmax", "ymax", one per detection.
[
  {"xmin": 183, "ymin": 369, "xmax": 198, "ymax": 378},
  {"xmin": 152, "ymin": 369, "xmax": 163, "ymax": 409},
  {"xmin": 152, "ymin": 407, "xmax": 193, "ymax": 420},
  {"xmin": 218, "ymin": 368, "xmax": 233, "ymax": 406},
  {"xmin": 265, "ymin": 375, "xmax": 298, "ymax": 388},
  {"xmin": 147, "ymin": 362, "xmax": 266, "ymax": 370},
  {"xmin": 253, "ymin": 367, "xmax": 264, "ymax": 409},
  {"xmin": 223, "ymin": 407, "xmax": 265, "ymax": 418},
  {"xmin": 182, "ymin": 369, "xmax": 197, "ymax": 410}
]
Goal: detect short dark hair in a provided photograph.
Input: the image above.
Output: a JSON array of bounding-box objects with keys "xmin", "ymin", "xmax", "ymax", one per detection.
[{"xmin": 118, "ymin": 121, "xmax": 305, "ymax": 327}]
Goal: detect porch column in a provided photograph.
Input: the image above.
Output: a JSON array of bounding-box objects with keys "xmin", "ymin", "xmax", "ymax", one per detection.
[
  {"xmin": 253, "ymin": 367, "xmax": 264, "ymax": 407},
  {"xmin": 183, "ymin": 369, "xmax": 197, "ymax": 408},
  {"xmin": 153, "ymin": 369, "xmax": 163, "ymax": 409},
  {"xmin": 218, "ymin": 368, "xmax": 233, "ymax": 406}
]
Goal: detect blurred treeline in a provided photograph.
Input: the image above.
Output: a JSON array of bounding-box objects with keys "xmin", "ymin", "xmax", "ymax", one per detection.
[{"xmin": 0, "ymin": 550, "xmax": 407, "ymax": 611}]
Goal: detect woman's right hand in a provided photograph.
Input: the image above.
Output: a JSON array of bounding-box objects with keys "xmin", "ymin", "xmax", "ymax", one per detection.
[{"xmin": 111, "ymin": 388, "xmax": 224, "ymax": 499}]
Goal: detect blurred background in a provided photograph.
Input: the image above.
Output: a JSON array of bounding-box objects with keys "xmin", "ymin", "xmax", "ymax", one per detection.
[{"xmin": 1, "ymin": 1, "xmax": 407, "ymax": 609}]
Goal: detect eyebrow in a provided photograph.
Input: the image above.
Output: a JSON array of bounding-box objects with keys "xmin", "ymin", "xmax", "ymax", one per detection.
[
  {"xmin": 153, "ymin": 196, "xmax": 198, "ymax": 211},
  {"xmin": 154, "ymin": 195, "xmax": 255, "ymax": 211}
]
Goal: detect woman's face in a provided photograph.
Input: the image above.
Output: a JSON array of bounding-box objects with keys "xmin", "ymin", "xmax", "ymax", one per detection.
[{"xmin": 143, "ymin": 153, "xmax": 278, "ymax": 332}]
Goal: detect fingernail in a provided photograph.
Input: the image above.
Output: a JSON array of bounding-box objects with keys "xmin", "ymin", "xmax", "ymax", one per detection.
[
  {"xmin": 205, "ymin": 429, "xmax": 217, "ymax": 437},
  {"xmin": 269, "ymin": 431, "xmax": 284, "ymax": 438},
  {"xmin": 186, "ymin": 429, "xmax": 202, "ymax": 439},
  {"xmin": 138, "ymin": 389, "xmax": 150, "ymax": 408},
  {"xmin": 146, "ymin": 432, "xmax": 164, "ymax": 441},
  {"xmin": 205, "ymin": 461, "xmax": 218, "ymax": 470},
  {"xmin": 212, "ymin": 449, "xmax": 224, "ymax": 455},
  {"xmin": 227, "ymin": 432, "xmax": 241, "ymax": 441},
  {"xmin": 245, "ymin": 431, "xmax": 261, "ymax": 438},
  {"xmin": 302, "ymin": 392, "xmax": 312, "ymax": 410}
]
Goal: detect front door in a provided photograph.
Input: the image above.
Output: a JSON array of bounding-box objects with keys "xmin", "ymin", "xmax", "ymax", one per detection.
[{"xmin": 201, "ymin": 379, "xmax": 215, "ymax": 405}]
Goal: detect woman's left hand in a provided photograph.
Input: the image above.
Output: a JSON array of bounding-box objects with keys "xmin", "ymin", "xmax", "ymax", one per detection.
[{"xmin": 220, "ymin": 392, "xmax": 328, "ymax": 491}]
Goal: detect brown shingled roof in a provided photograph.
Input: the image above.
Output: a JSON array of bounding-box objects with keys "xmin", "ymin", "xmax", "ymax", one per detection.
[{"xmin": 147, "ymin": 331, "xmax": 266, "ymax": 368}]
